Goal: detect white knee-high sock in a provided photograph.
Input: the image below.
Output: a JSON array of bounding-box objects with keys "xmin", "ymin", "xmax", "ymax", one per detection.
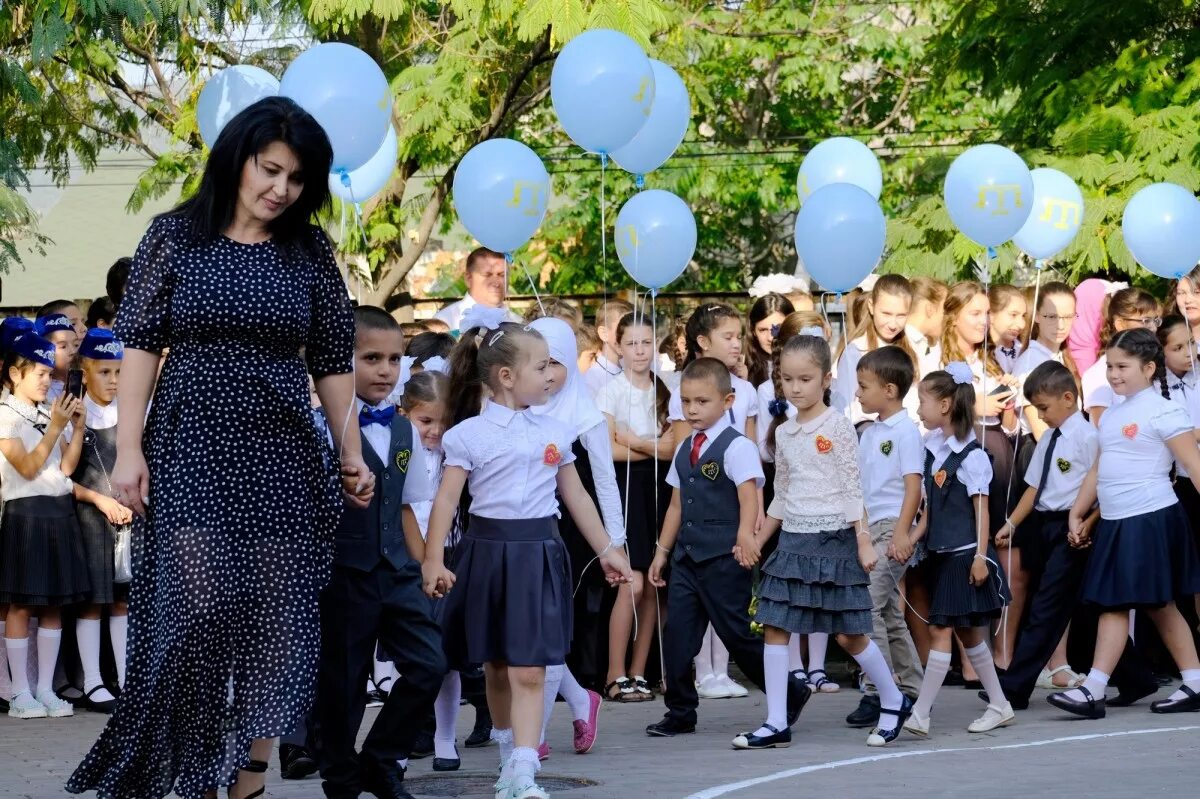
[
  {"xmin": 807, "ymin": 633, "xmax": 829, "ymax": 674},
  {"xmin": 711, "ymin": 632, "xmax": 730, "ymax": 678},
  {"xmin": 76, "ymin": 619, "xmax": 115, "ymax": 702},
  {"xmin": 752, "ymin": 644, "xmax": 789, "ymax": 736},
  {"xmin": 434, "ymin": 672, "xmax": 461, "ymax": 760},
  {"xmin": 694, "ymin": 626, "xmax": 714, "ymax": 680},
  {"xmin": 0, "ymin": 622, "xmax": 10, "ymax": 700},
  {"xmin": 541, "ymin": 664, "xmax": 565, "ymax": 743},
  {"xmin": 493, "ymin": 726, "xmax": 515, "ymax": 777},
  {"xmin": 558, "ymin": 666, "xmax": 591, "ymax": 721},
  {"xmin": 109, "ymin": 615, "xmax": 128, "ymax": 687},
  {"xmin": 964, "ymin": 642, "xmax": 1006, "ymax": 705},
  {"xmin": 5, "ymin": 638, "xmax": 29, "ymax": 697},
  {"xmin": 787, "ymin": 633, "xmax": 805, "ymax": 676},
  {"xmin": 36, "ymin": 628, "xmax": 62, "ymax": 697},
  {"xmin": 853, "ymin": 641, "xmax": 904, "ymax": 730},
  {"xmin": 912, "ymin": 649, "xmax": 951, "ymax": 720}
]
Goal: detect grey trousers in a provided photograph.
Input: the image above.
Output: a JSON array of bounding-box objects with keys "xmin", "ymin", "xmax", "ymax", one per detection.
[{"xmin": 864, "ymin": 518, "xmax": 923, "ymax": 696}]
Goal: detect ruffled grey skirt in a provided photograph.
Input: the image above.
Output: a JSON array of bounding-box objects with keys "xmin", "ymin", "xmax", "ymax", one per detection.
[{"xmin": 756, "ymin": 527, "xmax": 872, "ymax": 635}]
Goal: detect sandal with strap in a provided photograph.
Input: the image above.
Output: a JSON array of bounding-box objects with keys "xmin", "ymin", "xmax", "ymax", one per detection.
[
  {"xmin": 866, "ymin": 694, "xmax": 914, "ymax": 747},
  {"xmin": 632, "ymin": 676, "xmax": 654, "ymax": 701},
  {"xmin": 808, "ymin": 669, "xmax": 841, "ymax": 693},
  {"xmin": 1037, "ymin": 665, "xmax": 1083, "ymax": 690},
  {"xmin": 228, "ymin": 759, "xmax": 269, "ymax": 799},
  {"xmin": 604, "ymin": 677, "xmax": 637, "ymax": 702}
]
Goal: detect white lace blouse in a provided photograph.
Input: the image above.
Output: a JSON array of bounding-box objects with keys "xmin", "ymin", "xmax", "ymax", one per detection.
[{"xmin": 766, "ymin": 406, "xmax": 864, "ymax": 533}]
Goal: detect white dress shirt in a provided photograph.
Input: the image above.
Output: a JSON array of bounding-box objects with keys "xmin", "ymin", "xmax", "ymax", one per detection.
[
  {"xmin": 355, "ymin": 399, "xmax": 434, "ymax": 504},
  {"xmin": 665, "ymin": 415, "xmax": 763, "ymax": 490},
  {"xmin": 596, "ymin": 371, "xmax": 660, "ymax": 439},
  {"xmin": 668, "ymin": 373, "xmax": 758, "ymax": 433},
  {"xmin": 83, "ymin": 395, "xmax": 119, "ymax": 430},
  {"xmin": 1166, "ymin": 370, "xmax": 1200, "ymax": 478},
  {"xmin": 411, "ymin": 445, "xmax": 444, "ymax": 539},
  {"xmin": 1022, "ymin": 411, "xmax": 1098, "ymax": 512},
  {"xmin": 995, "ymin": 338, "xmax": 1024, "ymax": 374},
  {"xmin": 442, "ymin": 400, "xmax": 579, "ymax": 519},
  {"xmin": 923, "ymin": 428, "xmax": 993, "ymax": 496},
  {"xmin": 858, "ymin": 409, "xmax": 924, "ymax": 523},
  {"xmin": 1012, "ymin": 339, "xmax": 1069, "ymax": 434},
  {"xmin": 1096, "ymin": 387, "xmax": 1192, "ymax": 520},
  {"xmin": 767, "ymin": 406, "xmax": 864, "ymax": 532},
  {"xmin": 432, "ymin": 294, "xmax": 519, "ymax": 333},
  {"xmin": 0, "ymin": 398, "xmax": 74, "ymax": 500},
  {"xmin": 583, "ymin": 353, "xmax": 623, "ymax": 399}
]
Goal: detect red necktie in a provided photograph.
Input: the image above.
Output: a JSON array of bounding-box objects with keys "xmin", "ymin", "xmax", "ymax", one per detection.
[{"xmin": 690, "ymin": 432, "xmax": 707, "ymax": 467}]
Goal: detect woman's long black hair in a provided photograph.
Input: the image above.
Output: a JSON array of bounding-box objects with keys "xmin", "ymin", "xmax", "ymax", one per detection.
[{"xmin": 163, "ymin": 96, "xmax": 333, "ymax": 261}]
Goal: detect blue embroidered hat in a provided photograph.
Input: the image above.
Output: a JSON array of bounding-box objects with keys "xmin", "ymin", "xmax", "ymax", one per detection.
[
  {"xmin": 79, "ymin": 328, "xmax": 124, "ymax": 360},
  {"xmin": 11, "ymin": 333, "xmax": 57, "ymax": 369},
  {"xmin": 35, "ymin": 313, "xmax": 74, "ymax": 337},
  {"xmin": 0, "ymin": 317, "xmax": 34, "ymax": 350}
]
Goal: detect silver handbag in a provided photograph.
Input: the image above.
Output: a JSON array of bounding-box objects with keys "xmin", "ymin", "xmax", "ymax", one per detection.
[{"xmin": 91, "ymin": 437, "xmax": 133, "ymax": 583}]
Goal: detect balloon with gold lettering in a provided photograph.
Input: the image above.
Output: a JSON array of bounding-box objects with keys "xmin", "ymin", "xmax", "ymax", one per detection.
[
  {"xmin": 797, "ymin": 137, "xmax": 882, "ymax": 205},
  {"xmin": 551, "ymin": 29, "xmax": 655, "ymax": 155},
  {"xmin": 943, "ymin": 144, "xmax": 1034, "ymax": 248},
  {"xmin": 615, "ymin": 190, "xmax": 697, "ymax": 290},
  {"xmin": 1122, "ymin": 182, "xmax": 1200, "ymax": 279},
  {"xmin": 1013, "ymin": 168, "xmax": 1085, "ymax": 261},
  {"xmin": 452, "ymin": 139, "xmax": 550, "ymax": 254}
]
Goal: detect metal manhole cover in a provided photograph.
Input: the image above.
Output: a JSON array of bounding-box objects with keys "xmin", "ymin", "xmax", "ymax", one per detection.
[{"xmin": 405, "ymin": 773, "xmax": 599, "ymax": 797}]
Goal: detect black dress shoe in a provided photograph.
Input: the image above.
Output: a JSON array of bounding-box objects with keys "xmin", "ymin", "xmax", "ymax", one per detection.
[
  {"xmin": 409, "ymin": 731, "xmax": 434, "ymax": 759},
  {"xmin": 646, "ymin": 716, "xmax": 696, "ymax": 737},
  {"xmin": 279, "ymin": 743, "xmax": 318, "ymax": 780},
  {"xmin": 731, "ymin": 723, "xmax": 791, "ymax": 750},
  {"xmin": 1150, "ymin": 684, "xmax": 1200, "ymax": 713},
  {"xmin": 978, "ymin": 690, "xmax": 1028, "ymax": 711},
  {"xmin": 79, "ymin": 685, "xmax": 117, "ymax": 714},
  {"xmin": 846, "ymin": 694, "xmax": 881, "ymax": 728},
  {"xmin": 1109, "ymin": 681, "xmax": 1159, "ymax": 707},
  {"xmin": 786, "ymin": 674, "xmax": 812, "ymax": 726},
  {"xmin": 360, "ymin": 757, "xmax": 415, "ymax": 799},
  {"xmin": 865, "ymin": 694, "xmax": 914, "ymax": 747},
  {"xmin": 464, "ymin": 707, "xmax": 493, "ymax": 748},
  {"xmin": 432, "ymin": 753, "xmax": 461, "ymax": 772},
  {"xmin": 1047, "ymin": 686, "xmax": 1105, "ymax": 719}
]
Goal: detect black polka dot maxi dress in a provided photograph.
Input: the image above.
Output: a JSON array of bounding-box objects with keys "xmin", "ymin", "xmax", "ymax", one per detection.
[{"xmin": 67, "ymin": 215, "xmax": 353, "ymax": 799}]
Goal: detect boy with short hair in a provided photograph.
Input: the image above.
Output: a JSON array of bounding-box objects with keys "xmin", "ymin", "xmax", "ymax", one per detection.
[
  {"xmin": 583, "ymin": 299, "xmax": 634, "ymax": 397},
  {"xmin": 847, "ymin": 346, "xmax": 924, "ymax": 728},
  {"xmin": 645, "ymin": 358, "xmax": 809, "ymax": 737}
]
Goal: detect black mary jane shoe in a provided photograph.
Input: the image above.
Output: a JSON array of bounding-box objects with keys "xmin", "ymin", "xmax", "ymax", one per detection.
[
  {"xmin": 1047, "ymin": 686, "xmax": 1106, "ymax": 719},
  {"xmin": 786, "ymin": 673, "xmax": 813, "ymax": 726},
  {"xmin": 731, "ymin": 723, "xmax": 791, "ymax": 750},
  {"xmin": 464, "ymin": 707, "xmax": 494, "ymax": 748},
  {"xmin": 1109, "ymin": 681, "xmax": 1159, "ymax": 707},
  {"xmin": 432, "ymin": 745, "xmax": 461, "ymax": 772},
  {"xmin": 227, "ymin": 759, "xmax": 269, "ymax": 799},
  {"xmin": 279, "ymin": 744, "xmax": 318, "ymax": 780},
  {"xmin": 866, "ymin": 694, "xmax": 914, "ymax": 747},
  {"xmin": 646, "ymin": 716, "xmax": 696, "ymax": 737},
  {"xmin": 1150, "ymin": 684, "xmax": 1200, "ymax": 713},
  {"xmin": 846, "ymin": 694, "xmax": 881, "ymax": 728},
  {"xmin": 79, "ymin": 685, "xmax": 117, "ymax": 714}
]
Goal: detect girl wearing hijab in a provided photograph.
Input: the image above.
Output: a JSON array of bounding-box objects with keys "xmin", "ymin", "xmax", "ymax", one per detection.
[{"xmin": 527, "ymin": 316, "xmax": 625, "ymax": 756}]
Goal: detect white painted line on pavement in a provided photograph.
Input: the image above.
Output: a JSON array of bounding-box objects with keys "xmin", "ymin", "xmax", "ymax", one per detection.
[{"xmin": 684, "ymin": 724, "xmax": 1200, "ymax": 799}]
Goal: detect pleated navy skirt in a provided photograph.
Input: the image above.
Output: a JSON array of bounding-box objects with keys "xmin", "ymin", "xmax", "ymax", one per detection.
[
  {"xmin": 0, "ymin": 494, "xmax": 91, "ymax": 606},
  {"xmin": 924, "ymin": 546, "xmax": 1010, "ymax": 628},
  {"xmin": 441, "ymin": 515, "xmax": 572, "ymax": 668},
  {"xmin": 1081, "ymin": 503, "xmax": 1200, "ymax": 610}
]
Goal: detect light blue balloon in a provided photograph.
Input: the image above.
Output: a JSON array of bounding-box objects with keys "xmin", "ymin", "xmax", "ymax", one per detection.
[
  {"xmin": 943, "ymin": 143, "xmax": 1034, "ymax": 247},
  {"xmin": 797, "ymin": 137, "xmax": 882, "ymax": 203},
  {"xmin": 551, "ymin": 29, "xmax": 655, "ymax": 154},
  {"xmin": 1013, "ymin": 168, "xmax": 1085, "ymax": 260},
  {"xmin": 452, "ymin": 139, "xmax": 549, "ymax": 254},
  {"xmin": 197, "ymin": 65, "xmax": 279, "ymax": 148},
  {"xmin": 328, "ymin": 125, "xmax": 397, "ymax": 203},
  {"xmin": 611, "ymin": 60, "xmax": 690, "ymax": 178},
  {"xmin": 1122, "ymin": 182, "xmax": 1200, "ymax": 279},
  {"xmin": 794, "ymin": 183, "xmax": 886, "ymax": 293},
  {"xmin": 615, "ymin": 190, "xmax": 697, "ymax": 290},
  {"xmin": 280, "ymin": 42, "xmax": 391, "ymax": 173}
]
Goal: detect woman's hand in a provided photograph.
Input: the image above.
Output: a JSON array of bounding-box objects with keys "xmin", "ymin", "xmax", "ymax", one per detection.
[
  {"xmin": 112, "ymin": 447, "xmax": 151, "ymax": 517},
  {"xmin": 340, "ymin": 455, "xmax": 376, "ymax": 509},
  {"xmin": 969, "ymin": 555, "xmax": 989, "ymax": 586},
  {"xmin": 96, "ymin": 495, "xmax": 134, "ymax": 526}
]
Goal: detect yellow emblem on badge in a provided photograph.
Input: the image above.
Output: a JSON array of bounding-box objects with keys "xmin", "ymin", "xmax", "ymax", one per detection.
[
  {"xmin": 395, "ymin": 449, "xmax": 410, "ymax": 473},
  {"xmin": 700, "ymin": 461, "xmax": 720, "ymax": 481}
]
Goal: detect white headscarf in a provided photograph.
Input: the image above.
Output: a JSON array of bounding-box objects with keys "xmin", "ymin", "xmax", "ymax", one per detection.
[{"xmin": 528, "ymin": 317, "xmax": 606, "ymax": 436}]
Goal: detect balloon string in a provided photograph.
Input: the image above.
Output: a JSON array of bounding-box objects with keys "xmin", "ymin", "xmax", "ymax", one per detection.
[
  {"xmin": 650, "ymin": 286, "xmax": 667, "ymax": 684},
  {"xmin": 600, "ymin": 151, "xmax": 609, "ymax": 308},
  {"xmin": 509, "ymin": 252, "xmax": 545, "ymax": 316},
  {"xmin": 339, "ymin": 169, "xmax": 369, "ymax": 249}
]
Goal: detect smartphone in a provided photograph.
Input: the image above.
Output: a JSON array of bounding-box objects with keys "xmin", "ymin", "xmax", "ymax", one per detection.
[
  {"xmin": 66, "ymin": 368, "xmax": 84, "ymax": 399},
  {"xmin": 988, "ymin": 384, "xmax": 1012, "ymax": 396}
]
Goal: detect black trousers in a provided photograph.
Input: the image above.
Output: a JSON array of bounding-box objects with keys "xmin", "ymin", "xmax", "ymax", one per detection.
[
  {"xmin": 316, "ymin": 561, "xmax": 446, "ymax": 797},
  {"xmin": 1000, "ymin": 512, "xmax": 1154, "ymax": 704},
  {"xmin": 662, "ymin": 555, "xmax": 765, "ymax": 725}
]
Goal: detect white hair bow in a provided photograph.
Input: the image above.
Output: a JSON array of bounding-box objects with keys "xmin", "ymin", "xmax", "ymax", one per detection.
[
  {"xmin": 1103, "ymin": 281, "xmax": 1130, "ymax": 296},
  {"xmin": 460, "ymin": 304, "xmax": 507, "ymax": 334},
  {"xmin": 798, "ymin": 325, "xmax": 826, "ymax": 340},
  {"xmin": 945, "ymin": 361, "xmax": 974, "ymax": 386},
  {"xmin": 749, "ymin": 273, "xmax": 808, "ymax": 298},
  {"xmin": 421, "ymin": 355, "xmax": 450, "ymax": 375}
]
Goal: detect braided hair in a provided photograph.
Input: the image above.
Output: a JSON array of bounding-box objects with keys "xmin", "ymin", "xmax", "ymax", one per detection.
[{"xmin": 1109, "ymin": 327, "xmax": 1170, "ymax": 401}]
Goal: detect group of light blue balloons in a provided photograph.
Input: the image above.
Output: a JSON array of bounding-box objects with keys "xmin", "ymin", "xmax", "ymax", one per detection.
[{"xmin": 196, "ymin": 43, "xmax": 397, "ymax": 205}]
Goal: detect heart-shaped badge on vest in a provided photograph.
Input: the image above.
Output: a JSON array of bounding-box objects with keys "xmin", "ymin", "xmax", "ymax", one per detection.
[
  {"xmin": 815, "ymin": 435, "xmax": 833, "ymax": 454},
  {"xmin": 933, "ymin": 469, "xmax": 947, "ymax": 488},
  {"xmin": 700, "ymin": 460, "xmax": 720, "ymax": 481},
  {"xmin": 1056, "ymin": 457, "xmax": 1070, "ymax": 473},
  {"xmin": 880, "ymin": 440, "xmax": 893, "ymax": 456},
  {"xmin": 1122, "ymin": 423, "xmax": 1138, "ymax": 440},
  {"xmin": 395, "ymin": 449, "xmax": 410, "ymax": 473},
  {"xmin": 543, "ymin": 443, "xmax": 562, "ymax": 466}
]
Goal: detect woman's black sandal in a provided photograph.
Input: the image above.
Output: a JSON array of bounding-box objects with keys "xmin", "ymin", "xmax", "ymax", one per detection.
[{"xmin": 227, "ymin": 759, "xmax": 269, "ymax": 799}]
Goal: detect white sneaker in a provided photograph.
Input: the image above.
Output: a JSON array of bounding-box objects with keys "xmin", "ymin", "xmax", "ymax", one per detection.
[
  {"xmin": 511, "ymin": 776, "xmax": 550, "ymax": 799},
  {"xmin": 494, "ymin": 776, "xmax": 512, "ymax": 799},
  {"xmin": 8, "ymin": 692, "xmax": 47, "ymax": 719},
  {"xmin": 696, "ymin": 674, "xmax": 731, "ymax": 699},
  {"xmin": 36, "ymin": 691, "xmax": 74, "ymax": 718},
  {"xmin": 903, "ymin": 708, "xmax": 930, "ymax": 737},
  {"xmin": 717, "ymin": 674, "xmax": 749, "ymax": 698},
  {"xmin": 967, "ymin": 701, "xmax": 1015, "ymax": 733}
]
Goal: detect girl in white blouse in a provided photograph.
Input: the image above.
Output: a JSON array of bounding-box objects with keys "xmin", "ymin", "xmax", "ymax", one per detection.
[
  {"xmin": 0, "ymin": 334, "xmax": 91, "ymax": 720},
  {"xmin": 832, "ymin": 274, "xmax": 920, "ymax": 424},
  {"xmin": 424, "ymin": 321, "xmax": 630, "ymax": 799},
  {"xmin": 742, "ymin": 332, "xmax": 911, "ymax": 750},
  {"xmin": 1052, "ymin": 329, "xmax": 1200, "ymax": 718}
]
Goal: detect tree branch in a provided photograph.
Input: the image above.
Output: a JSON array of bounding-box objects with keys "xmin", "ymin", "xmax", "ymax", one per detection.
[{"xmin": 41, "ymin": 74, "xmax": 160, "ymax": 161}]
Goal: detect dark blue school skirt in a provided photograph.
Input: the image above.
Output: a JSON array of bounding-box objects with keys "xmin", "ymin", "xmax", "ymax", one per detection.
[
  {"xmin": 440, "ymin": 515, "xmax": 572, "ymax": 668},
  {"xmin": 1081, "ymin": 502, "xmax": 1200, "ymax": 610}
]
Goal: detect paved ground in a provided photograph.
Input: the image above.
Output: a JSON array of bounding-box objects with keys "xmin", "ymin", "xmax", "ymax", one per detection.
[{"xmin": 3, "ymin": 681, "xmax": 1196, "ymax": 798}]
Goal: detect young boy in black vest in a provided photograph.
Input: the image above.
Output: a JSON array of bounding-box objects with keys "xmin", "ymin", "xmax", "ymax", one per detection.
[
  {"xmin": 646, "ymin": 358, "xmax": 810, "ymax": 737},
  {"xmin": 314, "ymin": 306, "xmax": 447, "ymax": 799}
]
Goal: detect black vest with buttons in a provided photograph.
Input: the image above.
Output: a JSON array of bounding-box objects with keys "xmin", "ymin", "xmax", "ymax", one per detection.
[
  {"xmin": 673, "ymin": 427, "xmax": 742, "ymax": 563},
  {"xmin": 333, "ymin": 413, "xmax": 415, "ymax": 572},
  {"xmin": 923, "ymin": 441, "xmax": 983, "ymax": 553}
]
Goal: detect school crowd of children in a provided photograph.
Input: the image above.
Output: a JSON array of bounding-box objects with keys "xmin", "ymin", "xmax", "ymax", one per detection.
[{"xmin": 6, "ymin": 252, "xmax": 1200, "ymax": 799}]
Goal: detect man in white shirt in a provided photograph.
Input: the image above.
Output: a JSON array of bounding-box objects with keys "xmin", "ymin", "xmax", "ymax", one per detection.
[{"xmin": 432, "ymin": 248, "xmax": 520, "ymax": 334}]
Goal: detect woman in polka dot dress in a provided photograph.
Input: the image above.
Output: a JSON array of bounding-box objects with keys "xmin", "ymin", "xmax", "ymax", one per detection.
[{"xmin": 67, "ymin": 97, "xmax": 374, "ymax": 799}]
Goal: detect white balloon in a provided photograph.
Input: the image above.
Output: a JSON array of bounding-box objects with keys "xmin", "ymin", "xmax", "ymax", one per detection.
[{"xmin": 196, "ymin": 65, "xmax": 279, "ymax": 148}]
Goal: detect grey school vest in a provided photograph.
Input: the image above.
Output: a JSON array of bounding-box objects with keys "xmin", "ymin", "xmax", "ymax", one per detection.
[
  {"xmin": 923, "ymin": 441, "xmax": 983, "ymax": 553},
  {"xmin": 674, "ymin": 427, "xmax": 742, "ymax": 564}
]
